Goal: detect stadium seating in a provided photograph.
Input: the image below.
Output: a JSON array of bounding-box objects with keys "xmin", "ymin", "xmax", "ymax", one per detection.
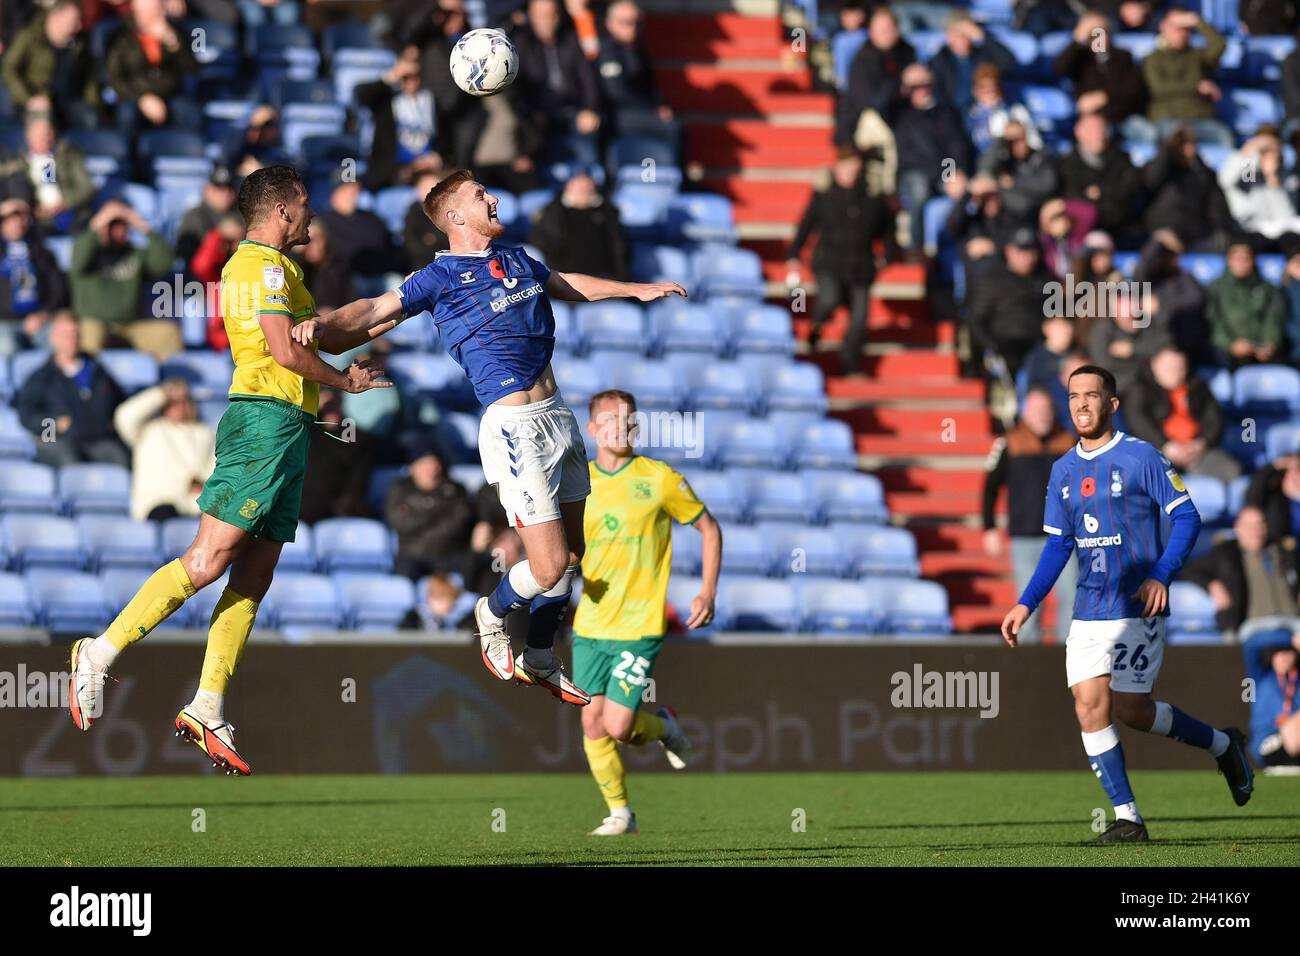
[
  {"xmin": 1168, "ymin": 582, "xmax": 1221, "ymax": 644},
  {"xmin": 313, "ymin": 519, "xmax": 395, "ymax": 573},
  {"xmin": 716, "ymin": 576, "xmax": 799, "ymax": 631},
  {"xmin": 79, "ymin": 516, "xmax": 161, "ymax": 572},
  {"xmin": 58, "ymin": 464, "xmax": 131, "ymax": 516},
  {"xmin": 335, "ymin": 573, "xmax": 417, "ymax": 630},
  {"xmin": 25, "ymin": 570, "xmax": 112, "ymax": 633}
]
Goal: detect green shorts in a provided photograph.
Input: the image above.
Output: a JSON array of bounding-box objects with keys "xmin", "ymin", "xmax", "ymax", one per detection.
[
  {"xmin": 196, "ymin": 396, "xmax": 313, "ymax": 543},
  {"xmin": 571, "ymin": 635, "xmax": 664, "ymax": 711}
]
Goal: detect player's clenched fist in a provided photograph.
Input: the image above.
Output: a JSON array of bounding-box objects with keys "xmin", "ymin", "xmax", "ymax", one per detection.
[
  {"xmin": 343, "ymin": 358, "xmax": 392, "ymax": 393},
  {"xmin": 1001, "ymin": 604, "xmax": 1030, "ymax": 648},
  {"xmin": 630, "ymin": 282, "xmax": 688, "ymax": 302}
]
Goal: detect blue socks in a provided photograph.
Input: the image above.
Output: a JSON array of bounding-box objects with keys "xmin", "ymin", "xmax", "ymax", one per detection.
[
  {"xmin": 1082, "ymin": 725, "xmax": 1141, "ymax": 823},
  {"xmin": 1149, "ymin": 701, "xmax": 1229, "ymax": 756},
  {"xmin": 487, "ymin": 561, "xmax": 543, "ymax": 620},
  {"xmin": 526, "ymin": 565, "xmax": 577, "ymax": 652}
]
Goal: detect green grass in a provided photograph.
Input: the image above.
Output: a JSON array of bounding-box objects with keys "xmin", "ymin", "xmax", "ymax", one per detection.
[{"xmin": 3, "ymin": 772, "xmax": 1298, "ymax": 866}]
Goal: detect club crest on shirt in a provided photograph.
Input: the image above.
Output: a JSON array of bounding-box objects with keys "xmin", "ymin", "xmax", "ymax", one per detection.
[
  {"xmin": 1111, "ymin": 468, "xmax": 1124, "ymax": 497},
  {"xmin": 262, "ymin": 266, "xmax": 285, "ymax": 291}
]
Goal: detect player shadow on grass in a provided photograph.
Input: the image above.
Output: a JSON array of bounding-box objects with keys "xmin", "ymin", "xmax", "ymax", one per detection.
[
  {"xmin": 826, "ymin": 814, "xmax": 1300, "ymax": 830},
  {"xmin": 0, "ymin": 797, "xmax": 457, "ymax": 813}
]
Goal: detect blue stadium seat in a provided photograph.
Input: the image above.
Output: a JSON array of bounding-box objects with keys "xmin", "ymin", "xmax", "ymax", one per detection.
[
  {"xmin": 1179, "ymin": 253, "xmax": 1225, "ymax": 285},
  {"xmin": 718, "ymin": 525, "xmax": 775, "ymax": 576},
  {"xmin": 160, "ymin": 516, "xmax": 201, "ymax": 559},
  {"xmin": 78, "ymin": 515, "xmax": 161, "ymax": 570},
  {"xmin": 1183, "ymin": 474, "xmax": 1228, "ymax": 526},
  {"xmin": 550, "ymin": 300, "xmax": 583, "ymax": 354},
  {"xmin": 324, "ymin": 20, "xmax": 382, "ymax": 55},
  {"xmin": 649, "ymin": 300, "xmax": 728, "ymax": 356},
  {"xmin": 335, "ymin": 572, "xmax": 417, "ymax": 629},
  {"xmin": 808, "ymin": 470, "xmax": 888, "ymax": 523},
  {"xmin": 387, "ymin": 352, "xmax": 474, "ymax": 407},
  {"xmin": 790, "ymin": 419, "xmax": 857, "ymax": 470},
  {"xmin": 831, "ymin": 29, "xmax": 867, "ymax": 88},
  {"xmin": 3, "ymin": 515, "xmax": 87, "ymax": 570},
  {"xmin": 0, "ymin": 572, "xmax": 36, "ymax": 628},
  {"xmin": 263, "ymin": 573, "xmax": 345, "ymax": 634},
  {"xmin": 989, "ymin": 28, "xmax": 1038, "ymax": 68},
  {"xmin": 518, "ymin": 188, "xmax": 556, "ymax": 223},
  {"xmin": 300, "ymin": 133, "xmax": 361, "ymax": 170},
  {"xmin": 248, "ymin": 22, "xmax": 316, "ymax": 56},
  {"xmin": 762, "ymin": 362, "xmax": 828, "ymax": 414},
  {"xmin": 922, "ymin": 195, "xmax": 955, "ymax": 254},
  {"xmin": 64, "ymin": 128, "xmax": 130, "ymax": 162},
  {"xmin": 333, "ymin": 57, "xmax": 394, "ymax": 103},
  {"xmin": 1021, "ymin": 84, "xmax": 1076, "ymax": 137},
  {"xmin": 615, "ymin": 162, "xmax": 683, "ymax": 190},
  {"xmin": 693, "ymin": 244, "xmax": 763, "ymax": 300},
  {"xmin": 160, "ymin": 352, "xmax": 234, "ymax": 400},
  {"xmin": 620, "ymin": 359, "xmax": 689, "ymax": 410},
  {"xmin": 1265, "ymin": 421, "xmax": 1300, "ymax": 463},
  {"xmin": 1227, "ymin": 473, "xmax": 1250, "ymax": 516},
  {"xmin": 198, "ymin": 399, "xmax": 227, "ymax": 429},
  {"xmin": 607, "ymin": 135, "xmax": 678, "ymax": 176},
  {"xmin": 25, "ymin": 570, "xmax": 111, "ymax": 633},
  {"xmin": 138, "ymin": 129, "xmax": 207, "ymax": 160},
  {"xmin": 367, "ymin": 466, "xmax": 405, "ymax": 515},
  {"xmin": 717, "ymin": 576, "xmax": 799, "ymax": 631},
  {"xmin": 670, "ymin": 521, "xmax": 702, "ymax": 573},
  {"xmin": 795, "ymin": 576, "xmax": 879, "ymax": 635},
  {"xmin": 1111, "ymin": 32, "xmax": 1157, "ymax": 59},
  {"xmin": 716, "ymin": 417, "xmax": 790, "ymax": 470},
  {"xmin": 612, "ymin": 184, "xmax": 674, "ymax": 242},
  {"xmin": 665, "ymin": 194, "xmax": 737, "ymax": 243},
  {"xmin": 839, "ymin": 525, "xmax": 920, "ymax": 578},
  {"xmin": 436, "ymin": 412, "xmax": 481, "ymax": 465},
  {"xmin": 1233, "ymin": 364, "xmax": 1300, "ymax": 414},
  {"xmin": 59, "ymin": 464, "xmax": 130, "ymax": 515},
  {"xmin": 278, "ymin": 521, "xmax": 317, "ymax": 572},
  {"xmin": 1221, "ymin": 88, "xmax": 1281, "ymax": 139},
  {"xmin": 0, "ymin": 461, "xmax": 57, "ymax": 513},
  {"xmin": 384, "ymin": 309, "xmax": 436, "ymax": 351},
  {"xmin": 97, "ymin": 349, "xmax": 160, "ymax": 394},
  {"xmin": 97, "ymin": 182, "xmax": 161, "ymax": 231},
  {"xmin": 313, "ymin": 518, "xmax": 393, "ymax": 573},
  {"xmin": 1199, "ymin": 365, "xmax": 1234, "ymax": 406},
  {"xmin": 748, "ymin": 475, "xmax": 819, "ymax": 524},
  {"xmin": 678, "ymin": 469, "xmax": 745, "ymax": 522},
  {"xmin": 665, "ymin": 574, "xmax": 711, "ymax": 636},
  {"xmin": 448, "ymin": 464, "xmax": 485, "ymax": 495},
  {"xmin": 550, "ymin": 357, "xmax": 607, "ymax": 405},
  {"xmin": 99, "ymin": 566, "xmax": 192, "ymax": 628},
  {"xmin": 0, "ymin": 406, "xmax": 34, "ymax": 459},
  {"xmin": 275, "ymin": 78, "xmax": 339, "ymax": 106},
  {"xmin": 868, "ymin": 578, "xmax": 951, "ymax": 635},
  {"xmin": 908, "ymin": 30, "xmax": 946, "ymax": 63},
  {"xmin": 575, "ymin": 301, "xmax": 647, "ymax": 354},
  {"xmin": 1258, "ymin": 254, "xmax": 1286, "ymax": 286},
  {"xmin": 493, "ymin": 190, "xmax": 521, "ymax": 236},
  {"xmin": 1167, "ymin": 581, "xmax": 1220, "ymax": 643},
  {"xmin": 729, "ymin": 303, "xmax": 796, "ymax": 356},
  {"xmin": 374, "ymin": 185, "xmax": 416, "ymax": 234},
  {"xmin": 767, "ymin": 524, "xmax": 845, "ymax": 576},
  {"xmin": 689, "ymin": 362, "xmax": 758, "ymax": 413},
  {"xmin": 1244, "ymin": 35, "xmax": 1296, "ymax": 82}
]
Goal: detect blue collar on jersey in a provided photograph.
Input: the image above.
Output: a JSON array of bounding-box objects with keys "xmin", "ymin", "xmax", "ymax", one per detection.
[{"xmin": 1074, "ymin": 430, "xmax": 1124, "ymax": 460}]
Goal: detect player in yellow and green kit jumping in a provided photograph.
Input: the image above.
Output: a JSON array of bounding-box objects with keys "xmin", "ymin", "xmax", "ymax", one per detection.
[
  {"xmin": 68, "ymin": 166, "xmax": 396, "ymax": 774},
  {"xmin": 574, "ymin": 389, "xmax": 722, "ymax": 835}
]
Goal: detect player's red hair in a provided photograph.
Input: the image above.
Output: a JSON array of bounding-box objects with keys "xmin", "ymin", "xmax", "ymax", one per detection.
[{"xmin": 422, "ymin": 169, "xmax": 476, "ymax": 234}]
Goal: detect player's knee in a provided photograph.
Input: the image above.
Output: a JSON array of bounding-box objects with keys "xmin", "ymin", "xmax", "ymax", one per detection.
[
  {"xmin": 531, "ymin": 561, "xmax": 564, "ymax": 591},
  {"xmin": 182, "ymin": 546, "xmax": 233, "ymax": 589},
  {"xmin": 1074, "ymin": 697, "xmax": 1107, "ymax": 728},
  {"xmin": 605, "ymin": 717, "xmax": 633, "ymax": 743},
  {"xmin": 1115, "ymin": 698, "xmax": 1153, "ymax": 730},
  {"xmin": 581, "ymin": 706, "xmax": 605, "ymax": 739}
]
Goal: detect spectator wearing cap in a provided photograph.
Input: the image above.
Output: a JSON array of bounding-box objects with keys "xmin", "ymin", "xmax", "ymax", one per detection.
[
  {"xmin": 104, "ymin": 0, "xmax": 198, "ymax": 138},
  {"xmin": 1038, "ymin": 197, "xmax": 1097, "ymax": 279},
  {"xmin": 1183, "ymin": 508, "xmax": 1300, "ymax": 640},
  {"xmin": 944, "ymin": 170, "xmax": 1017, "ymax": 279},
  {"xmin": 16, "ymin": 311, "xmax": 130, "ymax": 468},
  {"xmin": 1135, "ymin": 9, "xmax": 1234, "ymax": 147},
  {"xmin": 70, "ymin": 198, "xmax": 180, "ymax": 359},
  {"xmin": 1143, "ymin": 125, "xmax": 1235, "ymax": 251},
  {"xmin": 386, "ymin": 451, "xmax": 478, "ymax": 581},
  {"xmin": 0, "ymin": 0, "xmax": 99, "ymax": 130},
  {"xmin": 981, "ymin": 386, "xmax": 1078, "ymax": 644},
  {"xmin": 112, "ymin": 378, "xmax": 215, "ymax": 521},
  {"xmin": 528, "ymin": 172, "xmax": 629, "ymax": 280},
  {"xmin": 356, "ymin": 48, "xmax": 443, "ymax": 192},
  {"xmin": 175, "ymin": 164, "xmax": 238, "ymax": 263},
  {"xmin": 1206, "ymin": 238, "xmax": 1287, "ymax": 368},
  {"xmin": 786, "ymin": 146, "xmax": 898, "ymax": 372},
  {"xmin": 928, "ymin": 10, "xmax": 1017, "ymax": 113},
  {"xmin": 1134, "ymin": 227, "xmax": 1213, "ymax": 363},
  {"xmin": 511, "ymin": 0, "xmax": 604, "ymax": 166},
  {"xmin": 893, "ymin": 61, "xmax": 971, "ymax": 251},
  {"xmin": 0, "ymin": 108, "xmax": 94, "ymax": 233},
  {"xmin": 0, "ymin": 197, "xmax": 68, "ymax": 350},
  {"xmin": 966, "ymin": 227, "xmax": 1055, "ymax": 378},
  {"xmin": 299, "ymin": 388, "xmax": 376, "ymax": 525},
  {"xmin": 1087, "ymin": 289, "xmax": 1173, "ymax": 398},
  {"xmin": 317, "ymin": 174, "xmax": 404, "ymax": 297},
  {"xmin": 837, "ymin": 5, "xmax": 915, "ymax": 144},
  {"xmin": 1054, "ymin": 10, "xmax": 1148, "ymax": 128},
  {"xmin": 1061, "ymin": 112, "xmax": 1144, "ymax": 243},
  {"xmin": 596, "ymin": 0, "xmax": 674, "ymax": 137},
  {"xmin": 1218, "ymin": 126, "xmax": 1300, "ymax": 247},
  {"xmin": 977, "ymin": 117, "xmax": 1060, "ymax": 225},
  {"xmin": 965, "ymin": 63, "xmax": 1038, "ymax": 157},
  {"xmin": 1126, "ymin": 344, "xmax": 1241, "ymax": 483}
]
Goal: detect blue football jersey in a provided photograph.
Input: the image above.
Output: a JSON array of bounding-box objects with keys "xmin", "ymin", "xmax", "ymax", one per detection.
[
  {"xmin": 1042, "ymin": 432, "xmax": 1198, "ymax": 621},
  {"xmin": 395, "ymin": 243, "xmax": 555, "ymax": 405}
]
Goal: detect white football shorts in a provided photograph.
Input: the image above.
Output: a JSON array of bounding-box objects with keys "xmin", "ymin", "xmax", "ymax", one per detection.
[
  {"xmin": 1065, "ymin": 616, "xmax": 1166, "ymax": 693},
  {"xmin": 478, "ymin": 392, "xmax": 590, "ymax": 528}
]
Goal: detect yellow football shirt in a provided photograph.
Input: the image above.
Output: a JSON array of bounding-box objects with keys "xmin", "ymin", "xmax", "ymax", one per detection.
[
  {"xmin": 574, "ymin": 455, "xmax": 706, "ymax": 640},
  {"xmin": 220, "ymin": 239, "xmax": 320, "ymax": 415}
]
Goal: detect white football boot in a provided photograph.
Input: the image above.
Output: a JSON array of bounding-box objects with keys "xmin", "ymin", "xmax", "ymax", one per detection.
[
  {"xmin": 657, "ymin": 706, "xmax": 691, "ymax": 769},
  {"xmin": 68, "ymin": 638, "xmax": 108, "ymax": 731},
  {"xmin": 589, "ymin": 810, "xmax": 638, "ymax": 836},
  {"xmin": 475, "ymin": 596, "xmax": 515, "ymax": 680}
]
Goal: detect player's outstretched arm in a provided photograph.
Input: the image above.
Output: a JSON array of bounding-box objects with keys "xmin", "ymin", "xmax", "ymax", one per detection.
[
  {"xmin": 547, "ymin": 271, "xmax": 686, "ymax": 303},
  {"xmin": 291, "ymin": 290, "xmax": 406, "ymax": 353},
  {"xmin": 261, "ymin": 313, "xmax": 393, "ymax": 394},
  {"xmin": 686, "ymin": 510, "xmax": 722, "ymax": 629}
]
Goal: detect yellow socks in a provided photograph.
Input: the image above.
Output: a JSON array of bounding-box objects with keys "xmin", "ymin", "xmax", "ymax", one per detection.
[
  {"xmin": 583, "ymin": 735, "xmax": 628, "ymax": 810},
  {"xmin": 106, "ymin": 559, "xmax": 196, "ymax": 651},
  {"xmin": 627, "ymin": 709, "xmax": 665, "ymax": 747},
  {"xmin": 198, "ymin": 589, "xmax": 260, "ymax": 695}
]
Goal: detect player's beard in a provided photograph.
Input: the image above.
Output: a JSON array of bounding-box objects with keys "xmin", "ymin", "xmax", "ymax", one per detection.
[
  {"xmin": 1073, "ymin": 407, "xmax": 1111, "ymax": 441},
  {"xmin": 482, "ymin": 217, "xmax": 506, "ymax": 239}
]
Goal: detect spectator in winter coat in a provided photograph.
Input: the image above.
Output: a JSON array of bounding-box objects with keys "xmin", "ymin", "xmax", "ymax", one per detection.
[
  {"xmin": 1206, "ymin": 239, "xmax": 1287, "ymax": 368},
  {"xmin": 1086, "ymin": 289, "xmax": 1173, "ymax": 398},
  {"xmin": 0, "ymin": 109, "xmax": 95, "ymax": 233},
  {"xmin": 0, "ymin": 0, "xmax": 99, "ymax": 129},
  {"xmin": 1142, "ymin": 126, "xmax": 1235, "ymax": 251},
  {"xmin": 1237, "ymin": 626, "xmax": 1300, "ymax": 768},
  {"xmin": 1182, "ymin": 507, "xmax": 1300, "ymax": 636},
  {"xmin": 1054, "ymin": 10, "xmax": 1148, "ymax": 127},
  {"xmin": 113, "ymin": 380, "xmax": 216, "ymax": 521},
  {"xmin": 1217, "ymin": 126, "xmax": 1300, "ymax": 247},
  {"xmin": 1060, "ymin": 112, "xmax": 1145, "ymax": 243},
  {"xmin": 1037, "ymin": 197, "xmax": 1097, "ymax": 278},
  {"xmin": 965, "ymin": 63, "xmax": 1038, "ymax": 158},
  {"xmin": 528, "ymin": 172, "xmax": 629, "ymax": 279},
  {"xmin": 966, "ymin": 228, "xmax": 1055, "ymax": 377},
  {"xmin": 511, "ymin": 0, "xmax": 603, "ymax": 164},
  {"xmin": 299, "ymin": 389, "xmax": 376, "ymax": 525},
  {"xmin": 978, "ymin": 118, "xmax": 1060, "ymax": 225},
  {"xmin": 1247, "ymin": 455, "xmax": 1300, "ymax": 543},
  {"xmin": 104, "ymin": 0, "xmax": 198, "ymax": 137},
  {"xmin": 929, "ymin": 10, "xmax": 1018, "ymax": 113},
  {"xmin": 386, "ymin": 451, "xmax": 478, "ymax": 580},
  {"xmin": 893, "ymin": 62, "xmax": 971, "ymax": 250},
  {"xmin": 944, "ymin": 171, "xmax": 1018, "ymax": 279},
  {"xmin": 175, "ymin": 164, "xmax": 239, "ymax": 264},
  {"xmin": 1134, "ymin": 228, "xmax": 1212, "ymax": 363},
  {"xmin": 1136, "ymin": 9, "xmax": 1234, "ymax": 147},
  {"xmin": 0, "ymin": 198, "xmax": 67, "ymax": 334},
  {"xmin": 837, "ymin": 5, "xmax": 915, "ymax": 143},
  {"xmin": 596, "ymin": 0, "xmax": 674, "ymax": 137}
]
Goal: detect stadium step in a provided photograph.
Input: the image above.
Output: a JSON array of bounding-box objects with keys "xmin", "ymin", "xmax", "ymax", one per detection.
[
  {"xmin": 685, "ymin": 120, "xmax": 836, "ymax": 169},
  {"xmin": 644, "ymin": 11, "xmax": 792, "ymax": 61}
]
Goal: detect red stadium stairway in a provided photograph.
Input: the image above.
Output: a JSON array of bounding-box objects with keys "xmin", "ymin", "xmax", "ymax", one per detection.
[{"xmin": 643, "ymin": 0, "xmax": 1048, "ymax": 638}]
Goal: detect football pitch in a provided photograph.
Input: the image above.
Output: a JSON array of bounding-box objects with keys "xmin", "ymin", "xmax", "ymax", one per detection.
[{"xmin": 3, "ymin": 772, "xmax": 1297, "ymax": 867}]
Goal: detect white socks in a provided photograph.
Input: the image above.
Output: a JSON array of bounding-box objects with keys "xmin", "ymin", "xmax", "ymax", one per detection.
[
  {"xmin": 86, "ymin": 634, "xmax": 120, "ymax": 670},
  {"xmin": 1114, "ymin": 802, "xmax": 1143, "ymax": 824},
  {"xmin": 189, "ymin": 689, "xmax": 224, "ymax": 723}
]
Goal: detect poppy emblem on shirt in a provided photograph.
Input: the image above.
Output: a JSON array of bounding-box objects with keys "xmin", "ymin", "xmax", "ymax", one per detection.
[
  {"xmin": 489, "ymin": 258, "xmax": 518, "ymax": 288},
  {"xmin": 1081, "ymin": 476, "xmax": 1096, "ymax": 497}
]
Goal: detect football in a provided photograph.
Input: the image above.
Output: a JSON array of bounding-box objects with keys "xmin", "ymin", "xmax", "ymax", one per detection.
[{"xmin": 449, "ymin": 28, "xmax": 518, "ymax": 97}]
